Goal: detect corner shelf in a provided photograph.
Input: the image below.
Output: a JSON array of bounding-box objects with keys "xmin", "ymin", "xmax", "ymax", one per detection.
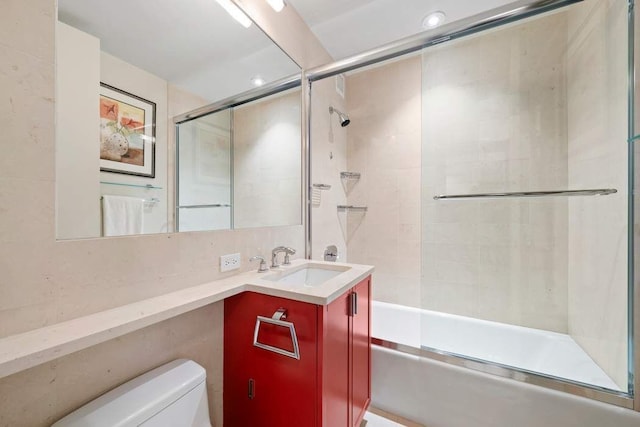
[
  {"xmin": 313, "ymin": 183, "xmax": 332, "ymax": 190},
  {"xmin": 340, "ymin": 172, "xmax": 361, "ymax": 180}
]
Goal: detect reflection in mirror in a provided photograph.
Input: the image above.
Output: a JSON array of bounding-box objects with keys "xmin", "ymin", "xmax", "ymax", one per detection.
[
  {"xmin": 177, "ymin": 87, "xmax": 302, "ymax": 232},
  {"xmin": 177, "ymin": 110, "xmax": 232, "ymax": 232},
  {"xmin": 55, "ymin": 0, "xmax": 301, "ymax": 240}
]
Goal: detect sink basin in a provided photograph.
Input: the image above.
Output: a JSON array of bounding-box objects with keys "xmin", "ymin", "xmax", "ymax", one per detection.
[{"xmin": 265, "ymin": 265, "xmax": 349, "ymax": 288}]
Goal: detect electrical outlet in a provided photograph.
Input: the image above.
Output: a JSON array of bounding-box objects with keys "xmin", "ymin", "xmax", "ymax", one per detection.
[{"xmin": 220, "ymin": 253, "xmax": 241, "ymax": 272}]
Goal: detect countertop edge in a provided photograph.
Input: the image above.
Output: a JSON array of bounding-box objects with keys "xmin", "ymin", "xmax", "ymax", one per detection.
[{"xmin": 0, "ymin": 261, "xmax": 373, "ymax": 380}]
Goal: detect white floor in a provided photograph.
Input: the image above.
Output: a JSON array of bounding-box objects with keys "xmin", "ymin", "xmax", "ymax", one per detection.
[{"xmin": 363, "ymin": 411, "xmax": 405, "ymax": 426}]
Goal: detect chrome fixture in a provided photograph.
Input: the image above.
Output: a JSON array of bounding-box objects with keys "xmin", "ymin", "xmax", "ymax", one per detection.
[
  {"xmin": 329, "ymin": 106, "xmax": 351, "ymax": 127},
  {"xmin": 313, "ymin": 183, "xmax": 332, "ymax": 190},
  {"xmin": 253, "ymin": 308, "xmax": 300, "ymax": 360},
  {"xmin": 100, "ymin": 195, "xmax": 160, "ymax": 205},
  {"xmin": 324, "ymin": 245, "xmax": 338, "ymax": 262},
  {"xmin": 337, "ymin": 205, "xmax": 368, "ymax": 212},
  {"xmin": 283, "ymin": 247, "xmax": 296, "ymax": 265},
  {"xmin": 306, "ymin": 0, "xmax": 582, "ymax": 82},
  {"xmin": 340, "ymin": 171, "xmax": 361, "ymax": 179},
  {"xmin": 249, "ymin": 255, "xmax": 269, "ymax": 273},
  {"xmin": 433, "ymin": 188, "xmax": 617, "ymax": 200},
  {"xmin": 177, "ymin": 203, "xmax": 232, "ymax": 209},
  {"xmin": 100, "ymin": 181, "xmax": 163, "ymax": 190},
  {"xmin": 271, "ymin": 246, "xmax": 296, "ymax": 268},
  {"xmin": 174, "ymin": 74, "xmax": 301, "ymax": 124}
]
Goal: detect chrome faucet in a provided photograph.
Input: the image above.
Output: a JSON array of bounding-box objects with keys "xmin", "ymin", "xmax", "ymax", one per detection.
[
  {"xmin": 283, "ymin": 247, "xmax": 296, "ymax": 265},
  {"xmin": 271, "ymin": 246, "xmax": 296, "ymax": 268},
  {"xmin": 249, "ymin": 255, "xmax": 269, "ymax": 273}
]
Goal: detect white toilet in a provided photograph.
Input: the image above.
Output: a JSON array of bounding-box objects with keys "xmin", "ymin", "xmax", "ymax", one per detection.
[{"xmin": 52, "ymin": 359, "xmax": 211, "ymax": 427}]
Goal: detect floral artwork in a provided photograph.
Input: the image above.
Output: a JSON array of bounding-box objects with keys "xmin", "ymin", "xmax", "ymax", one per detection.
[{"xmin": 99, "ymin": 83, "xmax": 156, "ymax": 177}]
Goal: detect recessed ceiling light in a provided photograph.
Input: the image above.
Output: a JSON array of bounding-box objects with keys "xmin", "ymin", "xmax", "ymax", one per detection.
[
  {"xmin": 266, "ymin": 0, "xmax": 286, "ymax": 12},
  {"xmin": 251, "ymin": 76, "xmax": 265, "ymax": 87},
  {"xmin": 215, "ymin": 0, "xmax": 252, "ymax": 28},
  {"xmin": 422, "ymin": 11, "xmax": 446, "ymax": 29}
]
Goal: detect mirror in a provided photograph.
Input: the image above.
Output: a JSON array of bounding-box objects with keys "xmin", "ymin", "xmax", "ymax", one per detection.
[
  {"xmin": 176, "ymin": 88, "xmax": 302, "ymax": 232},
  {"xmin": 55, "ymin": 0, "xmax": 302, "ymax": 239}
]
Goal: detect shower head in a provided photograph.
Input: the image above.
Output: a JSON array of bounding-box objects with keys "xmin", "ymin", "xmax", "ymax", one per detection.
[{"xmin": 329, "ymin": 106, "xmax": 350, "ymax": 127}]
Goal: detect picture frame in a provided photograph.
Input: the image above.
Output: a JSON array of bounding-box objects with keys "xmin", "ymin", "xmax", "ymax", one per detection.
[{"xmin": 99, "ymin": 82, "xmax": 156, "ymax": 178}]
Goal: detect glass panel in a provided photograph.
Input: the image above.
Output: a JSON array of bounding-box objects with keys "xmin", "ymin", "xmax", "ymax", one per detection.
[
  {"xmin": 233, "ymin": 89, "xmax": 302, "ymax": 229},
  {"xmin": 177, "ymin": 109, "xmax": 232, "ymax": 232},
  {"xmin": 176, "ymin": 87, "xmax": 302, "ymax": 233},
  {"xmin": 421, "ymin": 0, "xmax": 630, "ymax": 393}
]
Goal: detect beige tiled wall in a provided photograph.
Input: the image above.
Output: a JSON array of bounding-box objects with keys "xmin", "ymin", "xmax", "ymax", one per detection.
[
  {"xmin": 234, "ymin": 90, "xmax": 302, "ymax": 229},
  {"xmin": 310, "ymin": 77, "xmax": 349, "ymax": 261},
  {"xmin": 567, "ymin": 0, "xmax": 629, "ymax": 390},
  {"xmin": 420, "ymin": 13, "xmax": 570, "ymax": 332},
  {"xmin": 0, "ymin": 0, "xmax": 310, "ymax": 425},
  {"xmin": 345, "ymin": 56, "xmax": 422, "ymax": 306}
]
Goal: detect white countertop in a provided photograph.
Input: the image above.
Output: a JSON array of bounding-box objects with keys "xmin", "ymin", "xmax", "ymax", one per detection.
[{"xmin": 0, "ymin": 260, "xmax": 373, "ymax": 380}]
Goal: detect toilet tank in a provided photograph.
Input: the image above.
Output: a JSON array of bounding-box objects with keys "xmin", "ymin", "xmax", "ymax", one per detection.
[{"xmin": 52, "ymin": 359, "xmax": 211, "ymax": 427}]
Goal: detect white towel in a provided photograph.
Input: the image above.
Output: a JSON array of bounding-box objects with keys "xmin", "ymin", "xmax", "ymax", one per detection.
[{"xmin": 102, "ymin": 195, "xmax": 144, "ymax": 236}]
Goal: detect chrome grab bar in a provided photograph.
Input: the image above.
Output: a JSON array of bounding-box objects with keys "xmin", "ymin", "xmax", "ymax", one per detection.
[
  {"xmin": 253, "ymin": 308, "xmax": 301, "ymax": 360},
  {"xmin": 177, "ymin": 203, "xmax": 232, "ymax": 209},
  {"xmin": 433, "ymin": 188, "xmax": 617, "ymax": 200},
  {"xmin": 337, "ymin": 205, "xmax": 368, "ymax": 212}
]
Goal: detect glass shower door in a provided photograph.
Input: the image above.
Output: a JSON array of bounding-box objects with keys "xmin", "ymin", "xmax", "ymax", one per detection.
[
  {"xmin": 176, "ymin": 109, "xmax": 232, "ymax": 232},
  {"xmin": 420, "ymin": 0, "xmax": 630, "ymax": 394}
]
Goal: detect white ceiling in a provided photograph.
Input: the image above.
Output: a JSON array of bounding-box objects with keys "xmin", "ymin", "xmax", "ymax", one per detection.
[
  {"xmin": 58, "ymin": 0, "xmax": 522, "ymax": 102},
  {"xmin": 286, "ymin": 0, "xmax": 517, "ymax": 60},
  {"xmin": 58, "ymin": 0, "xmax": 300, "ymax": 103}
]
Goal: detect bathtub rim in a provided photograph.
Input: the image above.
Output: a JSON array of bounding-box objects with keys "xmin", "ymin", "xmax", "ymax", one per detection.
[{"xmin": 371, "ymin": 337, "xmax": 633, "ymax": 409}]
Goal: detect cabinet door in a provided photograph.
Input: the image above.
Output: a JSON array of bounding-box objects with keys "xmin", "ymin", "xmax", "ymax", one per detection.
[
  {"xmin": 351, "ymin": 278, "xmax": 371, "ymax": 427},
  {"xmin": 224, "ymin": 292, "xmax": 319, "ymax": 427},
  {"xmin": 320, "ymin": 290, "xmax": 351, "ymax": 427}
]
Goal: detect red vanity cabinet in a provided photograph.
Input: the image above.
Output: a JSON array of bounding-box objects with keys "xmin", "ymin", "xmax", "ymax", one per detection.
[{"xmin": 223, "ymin": 276, "xmax": 371, "ymax": 427}]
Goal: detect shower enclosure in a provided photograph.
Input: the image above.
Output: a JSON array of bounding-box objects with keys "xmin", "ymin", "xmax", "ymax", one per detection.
[{"xmin": 308, "ymin": 0, "xmax": 635, "ymax": 408}]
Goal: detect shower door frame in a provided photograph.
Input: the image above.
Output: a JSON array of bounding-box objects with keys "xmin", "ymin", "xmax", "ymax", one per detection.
[{"xmin": 304, "ymin": 0, "xmax": 638, "ymax": 410}]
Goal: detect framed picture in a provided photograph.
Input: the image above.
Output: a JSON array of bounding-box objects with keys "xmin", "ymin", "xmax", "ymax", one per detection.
[{"xmin": 99, "ymin": 83, "xmax": 156, "ymax": 177}]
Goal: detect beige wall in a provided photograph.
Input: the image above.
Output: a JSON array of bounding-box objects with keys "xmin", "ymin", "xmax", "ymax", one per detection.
[
  {"xmin": 567, "ymin": 0, "xmax": 628, "ymax": 390},
  {"xmin": 421, "ymin": 14, "xmax": 570, "ymax": 332},
  {"xmin": 0, "ymin": 304, "xmax": 223, "ymax": 426},
  {"xmin": 55, "ymin": 23, "xmax": 101, "ymax": 239},
  {"xmin": 234, "ymin": 90, "xmax": 302, "ymax": 228},
  {"xmin": 310, "ymin": 77, "xmax": 349, "ymax": 261},
  {"xmin": 0, "ymin": 0, "xmax": 317, "ymax": 425},
  {"xmin": 345, "ymin": 56, "xmax": 422, "ymax": 306}
]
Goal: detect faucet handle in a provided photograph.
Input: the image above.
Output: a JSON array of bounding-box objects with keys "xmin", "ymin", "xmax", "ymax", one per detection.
[
  {"xmin": 283, "ymin": 247, "xmax": 296, "ymax": 265},
  {"xmin": 249, "ymin": 256, "xmax": 269, "ymax": 273}
]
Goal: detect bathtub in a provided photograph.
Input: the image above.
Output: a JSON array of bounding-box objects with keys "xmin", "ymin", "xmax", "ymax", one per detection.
[{"xmin": 370, "ymin": 301, "xmax": 640, "ymax": 427}]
